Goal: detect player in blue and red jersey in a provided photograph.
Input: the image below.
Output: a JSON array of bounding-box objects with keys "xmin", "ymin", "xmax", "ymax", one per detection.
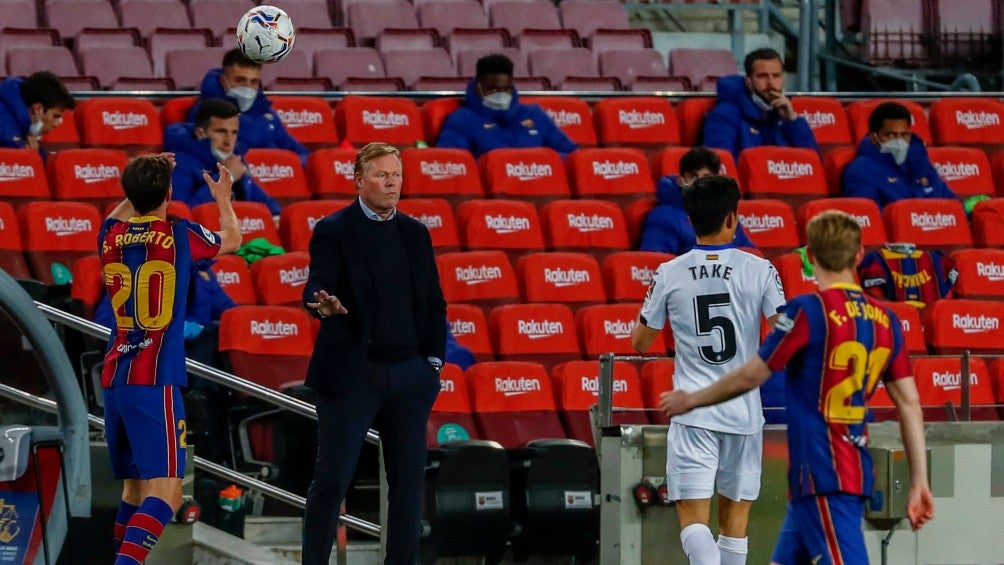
[
  {"xmin": 661, "ymin": 210, "xmax": 934, "ymax": 564},
  {"xmin": 99, "ymin": 154, "xmax": 241, "ymax": 564}
]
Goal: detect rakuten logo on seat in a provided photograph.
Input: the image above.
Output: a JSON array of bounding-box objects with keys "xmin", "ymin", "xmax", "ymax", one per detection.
[
  {"xmin": 931, "ymin": 370, "xmax": 979, "ymax": 390},
  {"xmin": 592, "ymin": 160, "xmax": 639, "ymax": 180},
  {"xmin": 484, "ymin": 214, "xmax": 531, "ymax": 234},
  {"xmin": 739, "ymin": 214, "xmax": 784, "ymax": 233},
  {"xmin": 454, "ymin": 264, "xmax": 503, "ymax": 285},
  {"xmin": 766, "ymin": 160, "xmax": 813, "ymax": 180},
  {"xmin": 421, "ymin": 160, "xmax": 467, "ymax": 180},
  {"xmin": 216, "ymin": 270, "xmax": 242, "ymax": 286},
  {"xmin": 362, "ymin": 110, "xmax": 409, "ymax": 129},
  {"xmin": 630, "ymin": 265, "xmax": 654, "ymax": 285},
  {"xmin": 249, "ymin": 163, "xmax": 296, "ymax": 183},
  {"xmin": 579, "ymin": 376, "xmax": 628, "ymax": 394},
  {"xmin": 239, "ymin": 217, "xmax": 265, "ymax": 232},
  {"xmin": 602, "ymin": 319, "xmax": 634, "ymax": 338},
  {"xmin": 440, "ymin": 379, "xmax": 455, "ymax": 393},
  {"xmin": 279, "ymin": 266, "xmax": 309, "ymax": 286},
  {"xmin": 543, "ymin": 268, "xmax": 590, "ymax": 287},
  {"xmin": 450, "ymin": 319, "xmax": 477, "ymax": 336},
  {"xmin": 415, "ymin": 214, "xmax": 443, "ymax": 230},
  {"xmin": 306, "ymin": 216, "xmax": 325, "ymax": 230},
  {"xmin": 955, "ymin": 110, "xmax": 1001, "ymax": 129},
  {"xmin": 505, "ymin": 162, "xmax": 552, "ymax": 181},
  {"xmin": 495, "ymin": 376, "xmax": 541, "ymax": 396},
  {"xmin": 276, "ymin": 109, "xmax": 323, "ymax": 128},
  {"xmin": 618, "ymin": 109, "xmax": 665, "ymax": 129},
  {"xmin": 566, "ymin": 213, "xmax": 614, "ymax": 232},
  {"xmin": 333, "ymin": 160, "xmax": 354, "ymax": 180},
  {"xmin": 102, "ymin": 111, "xmax": 149, "ymax": 130},
  {"xmin": 545, "ymin": 109, "xmax": 583, "ymax": 127},
  {"xmin": 45, "ymin": 216, "xmax": 92, "ymax": 236},
  {"xmin": 910, "ymin": 212, "xmax": 957, "ymax": 231},
  {"xmin": 74, "ymin": 164, "xmax": 120, "ymax": 183},
  {"xmin": 0, "ymin": 162, "xmax": 36, "ymax": 182},
  {"xmin": 951, "ymin": 313, "xmax": 1000, "ymax": 333},
  {"xmin": 850, "ymin": 214, "xmax": 871, "ymax": 228},
  {"xmin": 799, "ymin": 110, "xmax": 836, "ymax": 129},
  {"xmin": 934, "ymin": 161, "xmax": 980, "ymax": 181},
  {"xmin": 250, "ymin": 319, "xmax": 300, "ymax": 339},
  {"xmin": 517, "ymin": 319, "xmax": 564, "ymax": 339},
  {"xmin": 976, "ymin": 262, "xmax": 1004, "ymax": 281}
]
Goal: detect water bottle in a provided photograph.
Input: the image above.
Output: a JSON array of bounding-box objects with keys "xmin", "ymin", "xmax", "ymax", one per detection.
[{"xmin": 217, "ymin": 484, "xmax": 245, "ymax": 537}]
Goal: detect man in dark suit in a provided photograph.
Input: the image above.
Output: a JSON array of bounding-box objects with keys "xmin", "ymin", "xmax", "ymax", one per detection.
[{"xmin": 301, "ymin": 142, "xmax": 447, "ymax": 565}]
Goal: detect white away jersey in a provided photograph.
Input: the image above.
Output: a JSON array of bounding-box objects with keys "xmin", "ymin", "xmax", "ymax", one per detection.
[{"xmin": 639, "ymin": 245, "xmax": 786, "ymax": 434}]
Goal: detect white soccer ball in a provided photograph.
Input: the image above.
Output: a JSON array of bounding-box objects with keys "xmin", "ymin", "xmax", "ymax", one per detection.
[{"xmin": 236, "ymin": 5, "xmax": 296, "ymax": 64}]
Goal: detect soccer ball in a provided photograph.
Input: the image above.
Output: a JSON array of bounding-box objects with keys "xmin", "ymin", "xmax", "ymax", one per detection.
[{"xmin": 236, "ymin": 5, "xmax": 296, "ymax": 64}]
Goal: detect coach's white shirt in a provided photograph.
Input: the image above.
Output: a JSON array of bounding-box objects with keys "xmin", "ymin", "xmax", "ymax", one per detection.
[{"xmin": 639, "ymin": 244, "xmax": 786, "ymax": 435}]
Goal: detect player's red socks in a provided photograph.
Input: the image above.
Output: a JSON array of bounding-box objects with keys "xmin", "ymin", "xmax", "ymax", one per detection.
[
  {"xmin": 114, "ymin": 496, "xmax": 174, "ymax": 564},
  {"xmin": 113, "ymin": 500, "xmax": 140, "ymax": 552}
]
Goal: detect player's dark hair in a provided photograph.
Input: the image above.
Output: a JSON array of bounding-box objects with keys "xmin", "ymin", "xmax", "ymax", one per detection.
[
  {"xmin": 868, "ymin": 101, "xmax": 912, "ymax": 133},
  {"xmin": 19, "ymin": 71, "xmax": 75, "ymax": 111},
  {"xmin": 122, "ymin": 155, "xmax": 173, "ymax": 215},
  {"xmin": 682, "ymin": 175, "xmax": 741, "ymax": 237},
  {"xmin": 475, "ymin": 54, "xmax": 515, "ymax": 79},
  {"xmin": 679, "ymin": 146, "xmax": 722, "ymax": 178},
  {"xmin": 222, "ymin": 47, "xmax": 262, "ymax": 70},
  {"xmin": 743, "ymin": 48, "xmax": 782, "ymax": 76},
  {"xmin": 195, "ymin": 98, "xmax": 240, "ymax": 130}
]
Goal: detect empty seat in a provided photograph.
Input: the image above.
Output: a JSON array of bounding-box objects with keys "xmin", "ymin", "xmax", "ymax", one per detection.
[
  {"xmin": 428, "ymin": 363, "xmax": 481, "ymax": 444},
  {"xmin": 520, "ymin": 96, "xmax": 597, "ymax": 147},
  {"xmin": 540, "ymin": 199, "xmax": 630, "ymax": 259},
  {"xmin": 395, "ymin": 198, "xmax": 461, "ymax": 250},
  {"xmin": 218, "ymin": 305, "xmax": 315, "ymax": 390},
  {"xmin": 456, "ymin": 199, "xmax": 545, "ymax": 259},
  {"xmin": 587, "ymin": 28, "xmax": 651, "ymax": 54},
  {"xmin": 188, "ymin": 0, "xmax": 256, "ymax": 43},
  {"xmin": 601, "ymin": 251, "xmax": 672, "ymax": 303},
  {"xmin": 517, "ymin": 28, "xmax": 579, "ymax": 51},
  {"xmin": 0, "ymin": 0, "xmax": 37, "ymax": 28},
  {"xmin": 444, "ymin": 28, "xmax": 509, "ymax": 63},
  {"xmin": 446, "ymin": 303, "xmax": 494, "ymax": 362},
  {"xmin": 401, "ymin": 148, "xmax": 484, "ymax": 204},
  {"xmin": 259, "ymin": 50, "xmax": 314, "ymax": 88},
  {"xmin": 382, "ymin": 48, "xmax": 456, "ymax": 88},
  {"xmin": 44, "ymin": 0, "xmax": 118, "ymax": 41},
  {"xmin": 70, "ymin": 254, "xmax": 102, "ymax": 319},
  {"xmin": 375, "ymin": 27, "xmax": 440, "ymax": 51},
  {"xmin": 575, "ymin": 303, "xmax": 667, "ymax": 357},
  {"xmin": 860, "ymin": 0, "xmax": 928, "ymax": 65},
  {"xmin": 306, "ymin": 148, "xmax": 358, "ymax": 199},
  {"xmin": 489, "ymin": 304, "xmax": 581, "ymax": 369},
  {"xmin": 667, "ymin": 48, "xmax": 738, "ymax": 91},
  {"xmin": 790, "ymin": 96, "xmax": 852, "ymax": 148},
  {"xmin": 0, "ymin": 201, "xmax": 30, "ymax": 279},
  {"xmin": 950, "ymin": 248, "xmax": 1004, "ymax": 301},
  {"xmin": 0, "ymin": 29, "xmax": 59, "ymax": 69},
  {"xmin": 192, "ymin": 201, "xmax": 282, "ymax": 246},
  {"xmin": 630, "ymin": 76, "xmax": 692, "ymax": 93},
  {"xmin": 18, "ymin": 201, "xmax": 101, "ymax": 285},
  {"xmin": 165, "ymin": 47, "xmax": 230, "ymax": 90},
  {"xmin": 516, "ymin": 252, "xmax": 605, "ymax": 308},
  {"xmin": 640, "ymin": 359, "xmax": 673, "ymax": 424},
  {"xmin": 479, "ymin": 148, "xmax": 569, "ymax": 204},
  {"xmin": 565, "ymin": 147, "xmax": 655, "ymax": 204},
  {"xmin": 881, "ymin": 301, "xmax": 928, "ymax": 354},
  {"xmin": 294, "ymin": 28, "xmax": 355, "ymax": 62},
  {"xmin": 846, "ymin": 98, "xmax": 931, "ymax": 144},
  {"xmin": 269, "ymin": 77, "xmax": 334, "ymax": 92},
  {"xmin": 314, "ymin": 47, "xmax": 386, "ymax": 88},
  {"xmin": 268, "ymin": 96, "xmax": 337, "ymax": 147},
  {"xmin": 159, "ymin": 96, "xmax": 198, "ymax": 130},
  {"xmin": 244, "ymin": 148, "xmax": 311, "ymax": 204},
  {"xmin": 46, "ymin": 148, "xmax": 130, "ymax": 208},
  {"xmin": 823, "ymin": 145, "xmax": 857, "ymax": 194},
  {"xmin": 334, "ymin": 95, "xmax": 423, "ymax": 147},
  {"xmin": 277, "ymin": 0, "xmax": 333, "ymax": 28},
  {"xmin": 736, "ymin": 200, "xmax": 799, "ymax": 259},
  {"xmin": 772, "ymin": 253, "xmax": 818, "ymax": 300},
  {"xmin": 796, "ymin": 197, "xmax": 887, "ymax": 248},
  {"xmin": 551, "ymin": 360, "xmax": 644, "ymax": 446},
  {"xmin": 76, "ymin": 98, "xmax": 161, "ymax": 153},
  {"xmin": 212, "ymin": 254, "xmax": 257, "ymax": 305},
  {"xmin": 932, "ymin": 0, "xmax": 997, "ymax": 63},
  {"xmin": 466, "ymin": 361, "xmax": 567, "ymax": 447},
  {"xmin": 623, "ymin": 197, "xmax": 654, "ymax": 249},
  {"xmin": 525, "ymin": 48, "xmax": 596, "ymax": 87},
  {"xmin": 929, "ymin": 97, "xmax": 1004, "ymax": 148},
  {"xmin": 926, "ymin": 146, "xmax": 995, "ymax": 198},
  {"xmin": 489, "ymin": 1, "xmax": 561, "ymax": 36},
  {"xmin": 923, "ymin": 299, "xmax": 1004, "ymax": 354},
  {"xmin": 910, "ymin": 356, "xmax": 997, "ymax": 421},
  {"xmin": 75, "ymin": 28, "xmax": 141, "ymax": 57},
  {"xmin": 882, "ymin": 198, "xmax": 971, "ymax": 251},
  {"xmin": 437, "ymin": 250, "xmax": 519, "ymax": 310},
  {"xmin": 592, "ymin": 97, "xmax": 680, "ymax": 150},
  {"xmin": 110, "ymin": 77, "xmax": 176, "ymax": 92},
  {"xmin": 0, "ymin": 148, "xmax": 50, "ymax": 208},
  {"xmin": 120, "ymin": 0, "xmax": 191, "ymax": 37},
  {"xmin": 341, "ymin": 78, "xmax": 407, "ymax": 94},
  {"xmin": 597, "ymin": 49, "xmax": 666, "ymax": 90},
  {"xmin": 278, "ymin": 200, "xmax": 349, "ymax": 251},
  {"xmin": 347, "ymin": 1, "xmax": 419, "ymax": 46},
  {"xmin": 422, "ymin": 97, "xmax": 463, "ymax": 146},
  {"xmin": 675, "ymin": 97, "xmax": 716, "ymax": 147},
  {"xmin": 557, "ymin": 76, "xmax": 621, "ymax": 91},
  {"xmin": 419, "ymin": 1, "xmax": 490, "ymax": 38},
  {"xmin": 6, "ymin": 46, "xmax": 79, "ymax": 77},
  {"xmin": 250, "ymin": 251, "xmax": 311, "ymax": 306},
  {"xmin": 559, "ymin": 0, "xmax": 629, "ymax": 40},
  {"xmin": 971, "ymin": 198, "xmax": 1004, "ymax": 247},
  {"xmin": 738, "ymin": 146, "xmax": 828, "ymax": 207},
  {"xmin": 412, "ymin": 76, "xmax": 470, "ymax": 91}
]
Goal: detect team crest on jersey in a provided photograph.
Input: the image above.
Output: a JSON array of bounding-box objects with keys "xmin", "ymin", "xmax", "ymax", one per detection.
[
  {"xmin": 645, "ymin": 280, "xmax": 656, "ymax": 302},
  {"xmin": 774, "ymin": 312, "xmax": 795, "ymax": 332}
]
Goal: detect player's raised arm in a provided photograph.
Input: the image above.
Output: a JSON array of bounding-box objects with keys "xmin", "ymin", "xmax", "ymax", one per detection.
[
  {"xmin": 885, "ymin": 376, "xmax": 935, "ymax": 531},
  {"xmin": 204, "ymin": 162, "xmax": 242, "ymax": 255}
]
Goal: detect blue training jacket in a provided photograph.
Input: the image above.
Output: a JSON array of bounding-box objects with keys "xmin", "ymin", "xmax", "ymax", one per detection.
[
  {"xmin": 639, "ymin": 175, "xmax": 756, "ymax": 255},
  {"xmin": 702, "ymin": 75, "xmax": 819, "ymax": 162},
  {"xmin": 186, "ymin": 68, "xmax": 309, "ymax": 165},
  {"xmin": 842, "ymin": 135, "xmax": 956, "ymax": 209},
  {"xmin": 0, "ymin": 77, "xmax": 31, "ymax": 150},
  {"xmin": 164, "ymin": 123, "xmax": 282, "ymax": 215},
  {"xmin": 436, "ymin": 79, "xmax": 578, "ymax": 159}
]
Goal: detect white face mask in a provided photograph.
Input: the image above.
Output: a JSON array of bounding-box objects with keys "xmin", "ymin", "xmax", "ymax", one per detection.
[
  {"xmin": 227, "ymin": 86, "xmax": 257, "ymax": 112},
  {"xmin": 28, "ymin": 119, "xmax": 44, "ymax": 137},
  {"xmin": 482, "ymin": 91, "xmax": 512, "ymax": 111},
  {"xmin": 210, "ymin": 147, "xmax": 233, "ymax": 162},
  {"xmin": 879, "ymin": 137, "xmax": 909, "ymax": 166}
]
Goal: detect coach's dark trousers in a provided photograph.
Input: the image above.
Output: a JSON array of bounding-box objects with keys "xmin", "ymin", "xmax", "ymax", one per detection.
[{"xmin": 301, "ymin": 356, "xmax": 440, "ymax": 565}]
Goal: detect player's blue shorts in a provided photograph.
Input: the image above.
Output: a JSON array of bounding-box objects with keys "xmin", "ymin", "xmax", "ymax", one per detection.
[
  {"xmin": 103, "ymin": 385, "xmax": 186, "ymax": 480},
  {"xmin": 771, "ymin": 493, "xmax": 868, "ymax": 565}
]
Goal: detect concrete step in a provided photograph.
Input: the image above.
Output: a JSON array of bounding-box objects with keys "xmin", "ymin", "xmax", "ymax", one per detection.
[{"xmin": 265, "ymin": 541, "xmax": 381, "ymax": 565}]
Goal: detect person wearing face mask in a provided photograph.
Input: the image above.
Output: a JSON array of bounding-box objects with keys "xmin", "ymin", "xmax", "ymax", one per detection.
[
  {"xmin": 167, "ymin": 98, "xmax": 282, "ymax": 215},
  {"xmin": 640, "ymin": 147, "xmax": 756, "ymax": 255},
  {"xmin": 436, "ymin": 54, "xmax": 578, "ymax": 158},
  {"xmin": 0, "ymin": 71, "xmax": 75, "ymax": 154},
  {"xmin": 842, "ymin": 101, "xmax": 955, "ymax": 209},
  {"xmin": 702, "ymin": 48, "xmax": 818, "ymax": 162},
  {"xmin": 186, "ymin": 49, "xmax": 309, "ymax": 166}
]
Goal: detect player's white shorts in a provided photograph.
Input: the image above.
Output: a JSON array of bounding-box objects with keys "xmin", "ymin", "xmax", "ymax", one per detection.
[{"xmin": 665, "ymin": 421, "xmax": 762, "ymax": 502}]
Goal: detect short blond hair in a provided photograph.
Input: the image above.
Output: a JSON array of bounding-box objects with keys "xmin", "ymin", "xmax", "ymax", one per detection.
[
  {"xmin": 354, "ymin": 142, "xmax": 401, "ymax": 178},
  {"xmin": 806, "ymin": 210, "xmax": 862, "ymax": 272}
]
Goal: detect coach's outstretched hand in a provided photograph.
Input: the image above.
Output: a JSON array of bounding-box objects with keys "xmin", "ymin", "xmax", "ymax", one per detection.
[{"xmin": 308, "ymin": 290, "xmax": 348, "ymax": 318}]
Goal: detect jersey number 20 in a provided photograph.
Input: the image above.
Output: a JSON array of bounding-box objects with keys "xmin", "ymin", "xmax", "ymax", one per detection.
[{"xmin": 104, "ymin": 260, "xmax": 178, "ymax": 330}]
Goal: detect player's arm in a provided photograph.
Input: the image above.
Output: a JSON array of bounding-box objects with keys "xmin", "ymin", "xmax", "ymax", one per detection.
[
  {"xmin": 630, "ymin": 317, "xmax": 660, "ymax": 353},
  {"xmin": 204, "ymin": 162, "xmax": 242, "ymax": 255},
  {"xmin": 660, "ymin": 355, "xmax": 773, "ymax": 416},
  {"xmin": 106, "ymin": 198, "xmax": 136, "ymax": 222},
  {"xmin": 885, "ymin": 376, "xmax": 935, "ymax": 531}
]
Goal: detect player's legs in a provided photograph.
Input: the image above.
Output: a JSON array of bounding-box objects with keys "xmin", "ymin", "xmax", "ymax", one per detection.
[
  {"xmin": 714, "ymin": 431, "xmax": 762, "ymax": 565},
  {"xmin": 770, "ymin": 494, "xmax": 868, "ymax": 565},
  {"xmin": 667, "ymin": 422, "xmax": 721, "ymax": 565}
]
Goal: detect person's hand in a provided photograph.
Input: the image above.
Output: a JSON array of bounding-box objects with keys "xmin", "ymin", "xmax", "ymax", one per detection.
[
  {"xmin": 221, "ymin": 155, "xmax": 247, "ymax": 181},
  {"xmin": 771, "ymin": 92, "xmax": 798, "ymax": 121},
  {"xmin": 659, "ymin": 390, "xmax": 693, "ymax": 417},
  {"xmin": 204, "ymin": 162, "xmax": 234, "ymax": 203},
  {"xmin": 158, "ymin": 152, "xmax": 176, "ymax": 169},
  {"xmin": 24, "ymin": 134, "xmax": 39, "ymax": 151},
  {"xmin": 906, "ymin": 484, "xmax": 935, "ymax": 531},
  {"xmin": 307, "ymin": 290, "xmax": 348, "ymax": 318}
]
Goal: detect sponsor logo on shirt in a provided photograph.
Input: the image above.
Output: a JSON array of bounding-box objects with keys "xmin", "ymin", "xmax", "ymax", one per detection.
[
  {"xmin": 951, "ymin": 313, "xmax": 1000, "ymax": 333},
  {"xmin": 421, "ymin": 160, "xmax": 467, "ymax": 180},
  {"xmin": 276, "ymin": 109, "xmax": 323, "ymax": 128},
  {"xmin": 592, "ymin": 160, "xmax": 639, "ymax": 180},
  {"xmin": 495, "ymin": 376, "xmax": 541, "ymax": 396},
  {"xmin": 955, "ymin": 110, "xmax": 1001, "ymax": 129},
  {"xmin": 517, "ymin": 319, "xmax": 564, "ymax": 339},
  {"xmin": 250, "ymin": 319, "xmax": 300, "ymax": 339},
  {"xmin": 544, "ymin": 268, "xmax": 590, "ymax": 287},
  {"xmin": 767, "ymin": 160, "xmax": 813, "ymax": 180},
  {"xmin": 455, "ymin": 264, "xmax": 503, "ymax": 285},
  {"xmin": 0, "ymin": 162, "xmax": 36, "ymax": 182},
  {"xmin": 362, "ymin": 110, "xmax": 409, "ymax": 129},
  {"xmin": 910, "ymin": 212, "xmax": 957, "ymax": 231},
  {"xmin": 101, "ymin": 111, "xmax": 149, "ymax": 130},
  {"xmin": 45, "ymin": 216, "xmax": 92, "ymax": 236}
]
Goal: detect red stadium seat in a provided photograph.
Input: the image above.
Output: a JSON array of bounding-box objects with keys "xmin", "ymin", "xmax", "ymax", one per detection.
[
  {"xmin": 456, "ymin": 199, "xmax": 545, "ymax": 260},
  {"xmin": 489, "ymin": 303, "xmax": 581, "ymax": 369},
  {"xmin": 268, "ymin": 96, "xmax": 338, "ymax": 147},
  {"xmin": 738, "ymin": 147, "xmax": 829, "ymax": 207},
  {"xmin": 676, "ymin": 97, "xmax": 715, "ymax": 147},
  {"xmin": 971, "ymin": 198, "xmax": 1004, "ymax": 247},
  {"xmin": 993, "ymin": 153, "xmax": 1004, "ymax": 198},
  {"xmin": 516, "ymin": 252, "xmax": 605, "ymax": 309},
  {"xmin": 334, "ymin": 95, "xmax": 424, "ymax": 148},
  {"xmin": 949, "ymin": 248, "xmax": 1004, "ymax": 301},
  {"xmin": 401, "ymin": 147, "xmax": 484, "ymax": 204},
  {"xmin": 846, "ymin": 98, "xmax": 931, "ymax": 144},
  {"xmin": 881, "ymin": 301, "xmax": 928, "ymax": 354},
  {"xmin": 640, "ymin": 359, "xmax": 673, "ymax": 425},
  {"xmin": 75, "ymin": 98, "xmax": 162, "ymax": 154},
  {"xmin": 796, "ymin": 198, "xmax": 887, "ymax": 248},
  {"xmin": 929, "ymin": 97, "xmax": 1004, "ymax": 149},
  {"xmin": 520, "ymin": 96, "xmax": 597, "ymax": 148},
  {"xmin": 396, "ymin": 198, "xmax": 460, "ymax": 251},
  {"xmin": 211, "ymin": 254, "xmax": 256, "ymax": 305},
  {"xmin": 791, "ymin": 96, "xmax": 852, "ymax": 149},
  {"xmin": 601, "ymin": 251, "xmax": 671, "ymax": 303},
  {"xmin": 159, "ymin": 96, "xmax": 199, "ymax": 131},
  {"xmin": 623, "ymin": 197, "xmax": 655, "ymax": 249},
  {"xmin": 824, "ymin": 145, "xmax": 857, "ymax": 195},
  {"xmin": 437, "ymin": 250, "xmax": 519, "ymax": 311},
  {"xmin": 566, "ymin": 147, "xmax": 655, "ymax": 204},
  {"xmin": 0, "ymin": 201, "xmax": 29, "ymax": 279},
  {"xmin": 278, "ymin": 200, "xmax": 350, "ymax": 252},
  {"xmin": 479, "ymin": 148, "xmax": 569, "ymax": 204},
  {"xmin": 772, "ymin": 253, "xmax": 818, "ymax": 300},
  {"xmin": 421, "ymin": 98, "xmax": 463, "ymax": 145},
  {"xmin": 447, "ymin": 303, "xmax": 494, "ymax": 362},
  {"xmin": 736, "ymin": 199, "xmax": 799, "ymax": 259},
  {"xmin": 650, "ymin": 146, "xmax": 737, "ymax": 184},
  {"xmin": 70, "ymin": 254, "xmax": 102, "ymax": 320},
  {"xmin": 244, "ymin": 148, "xmax": 311, "ymax": 204},
  {"xmin": 551, "ymin": 360, "xmax": 645, "ymax": 446},
  {"xmin": 428, "ymin": 363, "xmax": 480, "ymax": 445},
  {"xmin": 923, "ymin": 299, "xmax": 1004, "ymax": 354},
  {"xmin": 466, "ymin": 361, "xmax": 567, "ymax": 447},
  {"xmin": 218, "ymin": 305, "xmax": 315, "ymax": 390},
  {"xmin": 910, "ymin": 356, "xmax": 997, "ymax": 421},
  {"xmin": 0, "ymin": 148, "xmax": 50, "ymax": 208},
  {"xmin": 18, "ymin": 201, "xmax": 101, "ymax": 285},
  {"xmin": 926, "ymin": 146, "xmax": 995, "ymax": 198},
  {"xmin": 540, "ymin": 199, "xmax": 630, "ymax": 260},
  {"xmin": 250, "ymin": 251, "xmax": 310, "ymax": 307},
  {"xmin": 575, "ymin": 303, "xmax": 667, "ymax": 357},
  {"xmin": 882, "ymin": 198, "xmax": 971, "ymax": 251},
  {"xmin": 990, "ymin": 358, "xmax": 1004, "ymax": 420},
  {"xmin": 192, "ymin": 201, "xmax": 281, "ymax": 247},
  {"xmin": 306, "ymin": 148, "xmax": 357, "ymax": 199},
  {"xmin": 46, "ymin": 149, "xmax": 129, "ymax": 209},
  {"xmin": 592, "ymin": 97, "xmax": 680, "ymax": 151}
]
